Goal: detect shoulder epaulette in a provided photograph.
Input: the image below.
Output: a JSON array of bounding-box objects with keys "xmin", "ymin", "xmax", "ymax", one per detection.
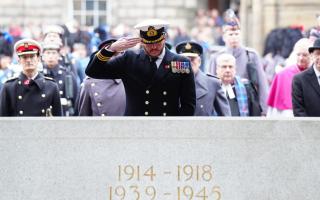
[
  {"xmin": 44, "ymin": 76, "xmax": 55, "ymax": 81},
  {"xmin": 206, "ymin": 73, "xmax": 220, "ymax": 79},
  {"xmin": 5, "ymin": 76, "xmax": 18, "ymax": 82}
]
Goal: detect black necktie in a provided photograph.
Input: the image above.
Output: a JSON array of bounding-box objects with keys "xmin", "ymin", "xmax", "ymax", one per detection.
[{"xmin": 150, "ymin": 57, "xmax": 158, "ymax": 74}]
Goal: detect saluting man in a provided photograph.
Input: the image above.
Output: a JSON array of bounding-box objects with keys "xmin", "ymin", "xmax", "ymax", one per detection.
[
  {"xmin": 176, "ymin": 41, "xmax": 231, "ymax": 116},
  {"xmin": 85, "ymin": 19, "xmax": 196, "ymax": 116},
  {"xmin": 0, "ymin": 39, "xmax": 62, "ymax": 116}
]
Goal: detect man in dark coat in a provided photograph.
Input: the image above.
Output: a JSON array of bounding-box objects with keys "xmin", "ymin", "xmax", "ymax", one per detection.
[
  {"xmin": 85, "ymin": 19, "xmax": 196, "ymax": 116},
  {"xmin": 208, "ymin": 11, "xmax": 268, "ymax": 115},
  {"xmin": 292, "ymin": 38, "xmax": 320, "ymax": 116},
  {"xmin": 216, "ymin": 53, "xmax": 262, "ymax": 116},
  {"xmin": 42, "ymin": 42, "xmax": 78, "ymax": 116},
  {"xmin": 176, "ymin": 41, "xmax": 230, "ymax": 116},
  {"xmin": 0, "ymin": 39, "xmax": 62, "ymax": 116}
]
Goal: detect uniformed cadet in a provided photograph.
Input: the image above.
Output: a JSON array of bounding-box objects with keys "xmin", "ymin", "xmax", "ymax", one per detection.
[
  {"xmin": 41, "ymin": 42, "xmax": 78, "ymax": 116},
  {"xmin": 43, "ymin": 25, "xmax": 78, "ymax": 81},
  {"xmin": 207, "ymin": 10, "xmax": 268, "ymax": 115},
  {"xmin": 0, "ymin": 39, "xmax": 62, "ymax": 116},
  {"xmin": 176, "ymin": 41, "xmax": 231, "ymax": 116},
  {"xmin": 85, "ymin": 19, "xmax": 196, "ymax": 116},
  {"xmin": 77, "ymin": 39, "xmax": 126, "ymax": 116}
]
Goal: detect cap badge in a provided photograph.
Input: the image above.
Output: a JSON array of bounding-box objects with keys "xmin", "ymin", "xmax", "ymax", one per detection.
[
  {"xmin": 185, "ymin": 43, "xmax": 192, "ymax": 50},
  {"xmin": 147, "ymin": 26, "xmax": 158, "ymax": 37},
  {"xmin": 24, "ymin": 43, "xmax": 29, "ymax": 48}
]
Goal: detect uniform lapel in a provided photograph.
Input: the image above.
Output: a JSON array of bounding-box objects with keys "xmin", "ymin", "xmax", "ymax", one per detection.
[
  {"xmin": 33, "ymin": 73, "xmax": 45, "ymax": 90},
  {"xmin": 306, "ymin": 66, "xmax": 320, "ymax": 97},
  {"xmin": 149, "ymin": 48, "xmax": 172, "ymax": 86},
  {"xmin": 195, "ymin": 71, "xmax": 208, "ymax": 99}
]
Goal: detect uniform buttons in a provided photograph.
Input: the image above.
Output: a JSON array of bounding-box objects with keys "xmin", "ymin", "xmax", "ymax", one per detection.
[
  {"xmin": 146, "ymin": 90, "xmax": 150, "ymax": 94},
  {"xmin": 60, "ymin": 91, "xmax": 63, "ymax": 95},
  {"xmin": 18, "ymin": 81, "xmax": 22, "ymax": 85},
  {"xmin": 163, "ymin": 102, "xmax": 167, "ymax": 106},
  {"xmin": 58, "ymin": 70, "xmax": 62, "ymax": 74},
  {"xmin": 200, "ymin": 105, "xmax": 204, "ymax": 108},
  {"xmin": 101, "ymin": 113, "xmax": 106, "ymax": 116},
  {"xmin": 163, "ymin": 113, "xmax": 167, "ymax": 116},
  {"xmin": 91, "ymin": 83, "xmax": 95, "ymax": 87},
  {"xmin": 58, "ymin": 80, "xmax": 63, "ymax": 84},
  {"xmin": 145, "ymin": 101, "xmax": 149, "ymax": 105},
  {"xmin": 41, "ymin": 109, "xmax": 45, "ymax": 113},
  {"xmin": 97, "ymin": 103, "xmax": 102, "ymax": 107},
  {"xmin": 94, "ymin": 92, "xmax": 99, "ymax": 96},
  {"xmin": 144, "ymin": 111, "xmax": 149, "ymax": 116},
  {"xmin": 18, "ymin": 95, "xmax": 22, "ymax": 100},
  {"xmin": 19, "ymin": 110, "xmax": 23, "ymax": 115},
  {"xmin": 41, "ymin": 94, "xmax": 46, "ymax": 98},
  {"xmin": 163, "ymin": 91, "xmax": 167, "ymax": 95}
]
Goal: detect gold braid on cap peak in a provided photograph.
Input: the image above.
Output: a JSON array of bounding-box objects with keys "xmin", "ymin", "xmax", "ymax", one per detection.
[
  {"xmin": 96, "ymin": 50, "xmax": 110, "ymax": 62},
  {"xmin": 141, "ymin": 34, "xmax": 165, "ymax": 44}
]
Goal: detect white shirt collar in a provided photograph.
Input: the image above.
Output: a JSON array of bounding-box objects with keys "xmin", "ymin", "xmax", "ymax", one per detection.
[
  {"xmin": 222, "ymin": 83, "xmax": 235, "ymax": 99},
  {"xmin": 155, "ymin": 47, "xmax": 166, "ymax": 68},
  {"xmin": 313, "ymin": 65, "xmax": 320, "ymax": 77},
  {"xmin": 313, "ymin": 65, "xmax": 320, "ymax": 85}
]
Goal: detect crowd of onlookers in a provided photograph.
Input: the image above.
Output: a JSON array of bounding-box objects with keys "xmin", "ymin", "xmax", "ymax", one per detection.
[{"xmin": 0, "ymin": 9, "xmax": 320, "ymax": 117}]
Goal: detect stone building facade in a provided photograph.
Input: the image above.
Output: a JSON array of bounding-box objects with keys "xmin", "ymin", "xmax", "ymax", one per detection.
[{"xmin": 0, "ymin": 0, "xmax": 319, "ymax": 53}]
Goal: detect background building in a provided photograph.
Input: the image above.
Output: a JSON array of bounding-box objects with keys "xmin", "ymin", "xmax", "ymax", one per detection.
[{"xmin": 0, "ymin": 0, "xmax": 319, "ymax": 53}]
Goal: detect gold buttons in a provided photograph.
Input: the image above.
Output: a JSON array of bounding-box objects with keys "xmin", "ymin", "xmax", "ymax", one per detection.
[
  {"xmin": 146, "ymin": 90, "xmax": 150, "ymax": 94},
  {"xmin": 18, "ymin": 95, "xmax": 22, "ymax": 100},
  {"xmin": 144, "ymin": 111, "xmax": 149, "ymax": 116},
  {"xmin": 200, "ymin": 105, "xmax": 204, "ymax": 108},
  {"xmin": 163, "ymin": 113, "xmax": 167, "ymax": 116},
  {"xmin": 19, "ymin": 110, "xmax": 23, "ymax": 115},
  {"xmin": 145, "ymin": 101, "xmax": 149, "ymax": 105},
  {"xmin": 163, "ymin": 102, "xmax": 167, "ymax": 106},
  {"xmin": 18, "ymin": 81, "xmax": 22, "ymax": 85},
  {"xmin": 97, "ymin": 103, "xmax": 102, "ymax": 107},
  {"xmin": 41, "ymin": 109, "xmax": 45, "ymax": 113},
  {"xmin": 94, "ymin": 92, "xmax": 98, "ymax": 96},
  {"xmin": 41, "ymin": 94, "xmax": 46, "ymax": 98},
  {"xmin": 163, "ymin": 91, "xmax": 167, "ymax": 95},
  {"xmin": 101, "ymin": 113, "xmax": 106, "ymax": 116},
  {"xmin": 58, "ymin": 70, "xmax": 62, "ymax": 74},
  {"xmin": 58, "ymin": 80, "xmax": 63, "ymax": 84},
  {"xmin": 60, "ymin": 91, "xmax": 63, "ymax": 95},
  {"xmin": 91, "ymin": 83, "xmax": 95, "ymax": 87}
]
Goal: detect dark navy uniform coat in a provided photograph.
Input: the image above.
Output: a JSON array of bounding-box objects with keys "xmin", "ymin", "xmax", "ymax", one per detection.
[
  {"xmin": 43, "ymin": 64, "xmax": 78, "ymax": 115},
  {"xmin": 194, "ymin": 71, "xmax": 231, "ymax": 116},
  {"xmin": 85, "ymin": 48, "xmax": 196, "ymax": 116},
  {"xmin": 0, "ymin": 73, "xmax": 62, "ymax": 116},
  {"xmin": 77, "ymin": 77, "xmax": 126, "ymax": 116}
]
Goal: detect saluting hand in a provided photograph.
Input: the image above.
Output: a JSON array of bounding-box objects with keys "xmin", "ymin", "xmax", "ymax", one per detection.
[{"xmin": 108, "ymin": 37, "xmax": 141, "ymax": 52}]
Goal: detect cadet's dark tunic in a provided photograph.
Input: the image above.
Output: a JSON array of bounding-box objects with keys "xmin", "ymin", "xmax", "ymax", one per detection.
[
  {"xmin": 85, "ymin": 48, "xmax": 196, "ymax": 116},
  {"xmin": 0, "ymin": 73, "xmax": 62, "ymax": 116}
]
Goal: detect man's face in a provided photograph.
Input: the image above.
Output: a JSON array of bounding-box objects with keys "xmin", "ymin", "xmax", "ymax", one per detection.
[
  {"xmin": 42, "ymin": 49, "xmax": 60, "ymax": 68},
  {"xmin": 295, "ymin": 46, "xmax": 311, "ymax": 70},
  {"xmin": 311, "ymin": 49, "xmax": 320, "ymax": 71},
  {"xmin": 187, "ymin": 55, "xmax": 201, "ymax": 74},
  {"xmin": 216, "ymin": 59, "xmax": 236, "ymax": 84},
  {"xmin": 44, "ymin": 33, "xmax": 62, "ymax": 44},
  {"xmin": 18, "ymin": 53, "xmax": 40, "ymax": 74},
  {"xmin": 223, "ymin": 29, "xmax": 241, "ymax": 48},
  {"xmin": 142, "ymin": 39, "xmax": 165, "ymax": 57}
]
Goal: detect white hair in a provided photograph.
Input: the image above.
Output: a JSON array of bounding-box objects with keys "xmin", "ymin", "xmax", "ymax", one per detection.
[{"xmin": 216, "ymin": 53, "xmax": 236, "ymax": 67}]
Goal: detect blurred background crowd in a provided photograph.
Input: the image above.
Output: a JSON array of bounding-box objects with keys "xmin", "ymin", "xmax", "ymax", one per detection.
[{"xmin": 0, "ymin": 0, "xmax": 320, "ymax": 116}]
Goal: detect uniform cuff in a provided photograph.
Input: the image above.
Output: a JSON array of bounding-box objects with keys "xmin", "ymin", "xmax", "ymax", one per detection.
[{"xmin": 96, "ymin": 48, "xmax": 115, "ymax": 61}]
